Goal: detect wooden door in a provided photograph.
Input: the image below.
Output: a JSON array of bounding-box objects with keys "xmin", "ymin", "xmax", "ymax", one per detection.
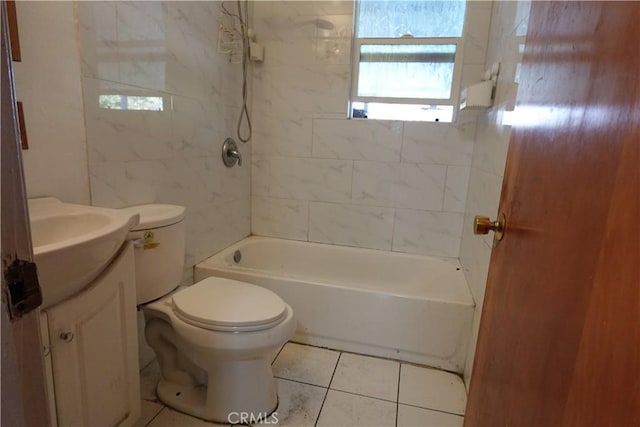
[
  {"xmin": 465, "ymin": 2, "xmax": 640, "ymax": 426},
  {"xmin": 1, "ymin": 3, "xmax": 50, "ymax": 426}
]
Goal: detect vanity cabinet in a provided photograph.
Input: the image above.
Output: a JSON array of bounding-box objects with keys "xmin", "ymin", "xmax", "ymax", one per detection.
[{"xmin": 41, "ymin": 242, "xmax": 140, "ymax": 427}]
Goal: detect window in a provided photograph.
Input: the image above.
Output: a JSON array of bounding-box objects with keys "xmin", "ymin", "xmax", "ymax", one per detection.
[
  {"xmin": 99, "ymin": 94, "xmax": 165, "ymax": 111},
  {"xmin": 351, "ymin": 0, "xmax": 467, "ymax": 122}
]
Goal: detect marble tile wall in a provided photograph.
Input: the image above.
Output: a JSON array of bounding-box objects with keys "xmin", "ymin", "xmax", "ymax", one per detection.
[
  {"xmin": 250, "ymin": 1, "xmax": 492, "ymax": 258},
  {"xmin": 77, "ymin": 1, "xmax": 251, "ymax": 282},
  {"xmin": 460, "ymin": 0, "xmax": 532, "ymax": 387}
]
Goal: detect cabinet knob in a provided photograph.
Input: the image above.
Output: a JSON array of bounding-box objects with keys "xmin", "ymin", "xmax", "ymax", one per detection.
[{"xmin": 59, "ymin": 332, "xmax": 75, "ymax": 343}]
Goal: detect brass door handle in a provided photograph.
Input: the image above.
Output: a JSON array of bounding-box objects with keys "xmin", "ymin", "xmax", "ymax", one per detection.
[{"xmin": 474, "ymin": 213, "xmax": 506, "ymax": 241}]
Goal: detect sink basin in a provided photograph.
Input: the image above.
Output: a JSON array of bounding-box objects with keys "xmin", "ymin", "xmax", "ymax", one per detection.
[{"xmin": 28, "ymin": 198, "xmax": 139, "ymax": 309}]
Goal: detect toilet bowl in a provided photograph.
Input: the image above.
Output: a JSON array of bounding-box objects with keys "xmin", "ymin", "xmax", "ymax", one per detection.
[{"xmin": 122, "ymin": 204, "xmax": 295, "ymax": 423}]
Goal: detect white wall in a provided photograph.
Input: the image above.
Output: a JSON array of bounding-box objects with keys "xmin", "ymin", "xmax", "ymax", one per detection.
[
  {"xmin": 250, "ymin": 1, "xmax": 492, "ymax": 258},
  {"xmin": 460, "ymin": 0, "xmax": 532, "ymax": 387},
  {"xmin": 13, "ymin": 2, "xmax": 91, "ymax": 205}
]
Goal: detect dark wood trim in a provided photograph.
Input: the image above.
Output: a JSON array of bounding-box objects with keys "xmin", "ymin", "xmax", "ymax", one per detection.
[
  {"xmin": 17, "ymin": 101, "xmax": 27, "ymax": 149},
  {"xmin": 2, "ymin": 2, "xmax": 51, "ymax": 426},
  {"xmin": 6, "ymin": 0, "xmax": 20, "ymax": 62}
]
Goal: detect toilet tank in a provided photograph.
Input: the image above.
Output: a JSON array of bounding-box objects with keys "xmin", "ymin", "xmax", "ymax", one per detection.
[{"xmin": 121, "ymin": 204, "xmax": 186, "ymax": 305}]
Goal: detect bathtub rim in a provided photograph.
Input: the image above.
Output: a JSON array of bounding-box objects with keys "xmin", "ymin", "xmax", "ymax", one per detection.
[{"xmin": 197, "ymin": 235, "xmax": 475, "ymax": 307}]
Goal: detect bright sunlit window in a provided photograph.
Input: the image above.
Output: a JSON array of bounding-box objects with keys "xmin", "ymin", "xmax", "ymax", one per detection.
[
  {"xmin": 351, "ymin": 0, "xmax": 466, "ymax": 122},
  {"xmin": 99, "ymin": 95, "xmax": 164, "ymax": 111}
]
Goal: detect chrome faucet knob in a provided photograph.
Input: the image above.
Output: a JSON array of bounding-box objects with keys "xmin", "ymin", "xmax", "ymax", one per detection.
[
  {"xmin": 229, "ymin": 149, "xmax": 242, "ymax": 166},
  {"xmin": 222, "ymin": 137, "xmax": 242, "ymax": 167}
]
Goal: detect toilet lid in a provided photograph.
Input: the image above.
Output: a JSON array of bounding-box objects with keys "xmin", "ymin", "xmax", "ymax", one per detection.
[
  {"xmin": 121, "ymin": 204, "xmax": 186, "ymax": 231},
  {"xmin": 171, "ymin": 277, "xmax": 287, "ymax": 332}
]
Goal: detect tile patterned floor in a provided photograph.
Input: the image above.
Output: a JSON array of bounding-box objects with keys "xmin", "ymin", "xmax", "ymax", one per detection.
[{"xmin": 136, "ymin": 342, "xmax": 466, "ymax": 427}]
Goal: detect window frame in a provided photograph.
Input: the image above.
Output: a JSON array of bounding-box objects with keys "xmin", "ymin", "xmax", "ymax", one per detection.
[{"xmin": 350, "ymin": 1, "xmax": 466, "ymax": 119}]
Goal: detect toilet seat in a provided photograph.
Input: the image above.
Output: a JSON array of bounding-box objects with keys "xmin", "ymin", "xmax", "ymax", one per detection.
[{"xmin": 172, "ymin": 277, "xmax": 287, "ymax": 332}]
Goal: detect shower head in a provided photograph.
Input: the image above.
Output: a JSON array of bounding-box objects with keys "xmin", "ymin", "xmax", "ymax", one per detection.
[{"xmin": 316, "ymin": 18, "xmax": 335, "ymax": 30}]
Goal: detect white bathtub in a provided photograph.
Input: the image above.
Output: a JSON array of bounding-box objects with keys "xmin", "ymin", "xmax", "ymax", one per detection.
[{"xmin": 195, "ymin": 237, "xmax": 474, "ymax": 373}]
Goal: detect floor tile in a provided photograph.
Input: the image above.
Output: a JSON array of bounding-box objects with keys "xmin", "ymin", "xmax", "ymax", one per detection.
[
  {"xmin": 140, "ymin": 359, "xmax": 161, "ymax": 402},
  {"xmin": 316, "ymin": 390, "xmax": 396, "ymax": 427},
  {"xmin": 272, "ymin": 342, "xmax": 340, "ymax": 387},
  {"xmin": 398, "ymin": 364, "xmax": 467, "ymax": 415},
  {"xmin": 270, "ymin": 343, "xmax": 286, "ymax": 364},
  {"xmin": 147, "ymin": 407, "xmax": 229, "ymax": 426},
  {"xmin": 330, "ymin": 352, "xmax": 400, "ymax": 402},
  {"xmin": 134, "ymin": 400, "xmax": 164, "ymax": 427},
  {"xmin": 257, "ymin": 378, "xmax": 326, "ymax": 426},
  {"xmin": 397, "ymin": 404, "xmax": 464, "ymax": 427}
]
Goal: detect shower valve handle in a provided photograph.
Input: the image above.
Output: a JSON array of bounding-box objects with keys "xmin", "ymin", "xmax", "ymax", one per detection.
[{"xmin": 222, "ymin": 137, "xmax": 242, "ymax": 167}]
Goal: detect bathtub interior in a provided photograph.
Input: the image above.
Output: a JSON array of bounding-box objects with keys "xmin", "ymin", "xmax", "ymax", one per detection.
[{"xmin": 211, "ymin": 237, "xmax": 473, "ymax": 305}]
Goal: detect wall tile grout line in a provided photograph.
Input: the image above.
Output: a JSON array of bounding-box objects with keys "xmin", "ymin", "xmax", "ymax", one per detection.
[
  {"xmin": 442, "ymin": 165, "xmax": 449, "ymax": 211},
  {"xmin": 306, "ymin": 199, "xmax": 311, "ymax": 243},
  {"xmin": 349, "ymin": 159, "xmax": 356, "ymax": 204},
  {"xmin": 399, "ymin": 121, "xmax": 406, "ymax": 164},
  {"xmin": 389, "ymin": 207, "xmax": 398, "ymax": 253},
  {"xmin": 395, "ymin": 363, "xmax": 402, "ymax": 427},
  {"xmin": 310, "ymin": 117, "xmax": 316, "ymax": 158}
]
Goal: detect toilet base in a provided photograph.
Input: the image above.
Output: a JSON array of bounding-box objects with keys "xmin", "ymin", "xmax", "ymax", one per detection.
[{"xmin": 156, "ymin": 357, "xmax": 279, "ymax": 424}]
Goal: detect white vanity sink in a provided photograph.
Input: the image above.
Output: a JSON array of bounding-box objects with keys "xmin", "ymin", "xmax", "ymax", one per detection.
[{"xmin": 28, "ymin": 198, "xmax": 139, "ymax": 309}]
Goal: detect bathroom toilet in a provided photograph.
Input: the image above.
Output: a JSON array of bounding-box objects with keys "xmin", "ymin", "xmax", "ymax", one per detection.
[{"xmin": 122, "ymin": 204, "xmax": 295, "ymax": 423}]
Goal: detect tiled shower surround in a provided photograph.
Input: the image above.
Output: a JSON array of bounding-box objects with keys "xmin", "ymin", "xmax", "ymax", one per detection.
[
  {"xmin": 76, "ymin": 2, "xmax": 251, "ymax": 282},
  {"xmin": 17, "ymin": 0, "xmax": 492, "ymax": 271},
  {"xmin": 250, "ymin": 1, "xmax": 491, "ymax": 258}
]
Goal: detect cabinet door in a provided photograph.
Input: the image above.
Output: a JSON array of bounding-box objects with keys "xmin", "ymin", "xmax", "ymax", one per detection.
[
  {"xmin": 46, "ymin": 243, "xmax": 140, "ymax": 427},
  {"xmin": 40, "ymin": 312, "xmax": 59, "ymax": 427}
]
